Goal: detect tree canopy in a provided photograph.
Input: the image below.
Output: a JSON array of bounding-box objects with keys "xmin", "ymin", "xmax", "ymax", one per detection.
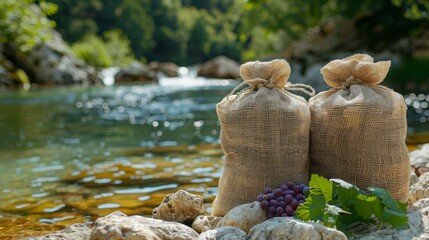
[{"xmin": 1, "ymin": 0, "xmax": 428, "ymax": 66}]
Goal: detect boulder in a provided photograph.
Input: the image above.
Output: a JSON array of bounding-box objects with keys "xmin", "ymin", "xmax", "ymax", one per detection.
[
  {"xmin": 197, "ymin": 226, "xmax": 246, "ymax": 240},
  {"xmin": 192, "ymin": 215, "xmax": 223, "ymax": 233},
  {"xmin": 152, "ymin": 190, "xmax": 204, "ymax": 224},
  {"xmin": 4, "ymin": 31, "xmax": 99, "ymax": 86},
  {"xmin": 115, "ymin": 61, "xmax": 158, "ymax": 83},
  {"xmin": 217, "ymin": 201, "xmax": 266, "ymax": 233},
  {"xmin": 410, "ymin": 144, "xmax": 429, "ymax": 168},
  {"xmin": 410, "ymin": 173, "xmax": 429, "ymax": 204},
  {"xmin": 248, "ymin": 217, "xmax": 347, "ymax": 240},
  {"xmin": 197, "ymin": 56, "xmax": 240, "ymax": 79},
  {"xmin": 90, "ymin": 211, "xmax": 199, "ymax": 240},
  {"xmin": 287, "ymin": 19, "xmax": 361, "ymax": 64},
  {"xmin": 148, "ymin": 61, "xmax": 178, "ymax": 77},
  {"xmin": 32, "ymin": 223, "xmax": 91, "ymax": 240}
]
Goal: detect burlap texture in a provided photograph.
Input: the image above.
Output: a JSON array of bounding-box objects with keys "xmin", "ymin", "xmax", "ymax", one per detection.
[
  {"xmin": 212, "ymin": 59, "xmax": 310, "ymax": 216},
  {"xmin": 309, "ymin": 54, "xmax": 410, "ymax": 202}
]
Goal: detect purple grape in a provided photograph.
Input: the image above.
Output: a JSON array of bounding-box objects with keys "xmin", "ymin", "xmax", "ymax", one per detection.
[
  {"xmin": 276, "ymin": 196, "xmax": 284, "ymax": 202},
  {"xmin": 257, "ymin": 194, "xmax": 264, "ymax": 202},
  {"xmin": 284, "ymin": 194, "xmax": 293, "ymax": 204},
  {"xmin": 298, "ymin": 200, "xmax": 305, "ymax": 205},
  {"xmin": 279, "ymin": 201, "xmax": 286, "ymax": 208},
  {"xmin": 290, "ymin": 199, "xmax": 299, "ymax": 210},
  {"xmin": 269, "ymin": 206, "xmax": 276, "ymax": 214},
  {"xmin": 273, "ymin": 188, "xmax": 283, "ymax": 197},
  {"xmin": 280, "ymin": 184, "xmax": 288, "ymax": 191},
  {"xmin": 285, "ymin": 205, "xmax": 294, "ymax": 216},
  {"xmin": 267, "ymin": 213, "xmax": 274, "ymax": 219},
  {"xmin": 263, "ymin": 194, "xmax": 270, "ymax": 200},
  {"xmin": 260, "ymin": 200, "xmax": 269, "ymax": 209},
  {"xmin": 285, "ymin": 190, "xmax": 295, "ymax": 196},
  {"xmin": 294, "ymin": 185, "xmax": 302, "ymax": 194},
  {"xmin": 264, "ymin": 187, "xmax": 273, "ymax": 194},
  {"xmin": 286, "ymin": 182, "xmax": 295, "ymax": 189},
  {"xmin": 292, "ymin": 210, "xmax": 296, "ymax": 216},
  {"xmin": 276, "ymin": 207, "xmax": 284, "ymax": 215},
  {"xmin": 303, "ymin": 186, "xmax": 310, "ymax": 196},
  {"xmin": 267, "ymin": 193, "xmax": 274, "ymax": 200},
  {"xmin": 281, "ymin": 213, "xmax": 287, "ymax": 217},
  {"xmin": 295, "ymin": 193, "xmax": 305, "ymax": 201},
  {"xmin": 270, "ymin": 199, "xmax": 279, "ymax": 207}
]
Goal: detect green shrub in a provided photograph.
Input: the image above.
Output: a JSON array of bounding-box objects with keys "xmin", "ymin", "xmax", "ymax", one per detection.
[
  {"xmin": 71, "ymin": 29, "xmax": 135, "ymax": 68},
  {"xmin": 386, "ymin": 57, "xmax": 429, "ymax": 86}
]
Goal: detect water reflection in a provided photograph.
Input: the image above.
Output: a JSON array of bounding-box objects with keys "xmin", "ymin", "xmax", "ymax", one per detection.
[{"xmin": 405, "ymin": 93, "xmax": 429, "ymax": 133}]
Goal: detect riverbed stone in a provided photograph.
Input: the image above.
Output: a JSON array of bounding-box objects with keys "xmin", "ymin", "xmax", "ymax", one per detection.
[
  {"xmin": 90, "ymin": 211, "xmax": 199, "ymax": 240},
  {"xmin": 248, "ymin": 217, "xmax": 347, "ymax": 240},
  {"xmin": 350, "ymin": 211, "xmax": 425, "ymax": 240},
  {"xmin": 32, "ymin": 223, "xmax": 92, "ymax": 240},
  {"xmin": 412, "ymin": 169, "xmax": 420, "ymax": 186},
  {"xmin": 409, "ymin": 198, "xmax": 429, "ymax": 212},
  {"xmin": 115, "ymin": 61, "xmax": 157, "ymax": 83},
  {"xmin": 152, "ymin": 190, "xmax": 204, "ymax": 224},
  {"xmin": 410, "ymin": 144, "xmax": 429, "ymax": 168},
  {"xmin": 191, "ymin": 215, "xmax": 223, "ymax": 233},
  {"xmin": 217, "ymin": 201, "xmax": 266, "ymax": 233},
  {"xmin": 197, "ymin": 55, "xmax": 240, "ymax": 79},
  {"xmin": 197, "ymin": 226, "xmax": 246, "ymax": 240},
  {"xmin": 148, "ymin": 61, "xmax": 178, "ymax": 77},
  {"xmin": 410, "ymin": 173, "xmax": 429, "ymax": 204}
]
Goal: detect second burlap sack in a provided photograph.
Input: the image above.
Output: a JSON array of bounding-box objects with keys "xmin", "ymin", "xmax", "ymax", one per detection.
[
  {"xmin": 211, "ymin": 59, "xmax": 312, "ymax": 216},
  {"xmin": 309, "ymin": 54, "xmax": 410, "ymax": 202}
]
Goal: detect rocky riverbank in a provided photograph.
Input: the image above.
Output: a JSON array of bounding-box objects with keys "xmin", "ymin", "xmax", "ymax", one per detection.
[{"xmin": 27, "ymin": 144, "xmax": 429, "ymax": 240}]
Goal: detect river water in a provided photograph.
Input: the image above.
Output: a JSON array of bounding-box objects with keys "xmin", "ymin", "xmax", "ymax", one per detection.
[{"xmin": 0, "ymin": 71, "xmax": 428, "ymax": 238}]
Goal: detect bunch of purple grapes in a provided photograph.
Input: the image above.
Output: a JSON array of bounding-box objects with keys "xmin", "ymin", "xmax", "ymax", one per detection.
[{"xmin": 257, "ymin": 182, "xmax": 310, "ymax": 219}]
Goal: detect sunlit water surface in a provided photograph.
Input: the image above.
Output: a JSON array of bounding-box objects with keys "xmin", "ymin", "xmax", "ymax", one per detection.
[{"xmin": 0, "ymin": 74, "xmax": 427, "ymax": 238}]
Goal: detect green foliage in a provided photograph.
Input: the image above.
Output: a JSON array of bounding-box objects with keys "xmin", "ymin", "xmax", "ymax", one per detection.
[
  {"xmin": 296, "ymin": 174, "xmax": 409, "ymax": 235},
  {"xmin": 392, "ymin": 0, "xmax": 429, "ymax": 19},
  {"xmin": 386, "ymin": 58, "xmax": 429, "ymax": 86},
  {"xmin": 47, "ymin": 0, "xmax": 242, "ymax": 65},
  {"xmin": 45, "ymin": 0, "xmax": 428, "ymax": 65},
  {"xmin": 71, "ymin": 30, "xmax": 135, "ymax": 68},
  {"xmin": 0, "ymin": 0, "xmax": 57, "ymax": 52}
]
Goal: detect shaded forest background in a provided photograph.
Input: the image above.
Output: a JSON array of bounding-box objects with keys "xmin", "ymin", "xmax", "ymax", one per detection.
[{"xmin": 1, "ymin": 0, "xmax": 429, "ymax": 87}]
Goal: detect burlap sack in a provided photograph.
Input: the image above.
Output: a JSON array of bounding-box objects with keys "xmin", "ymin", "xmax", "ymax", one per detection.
[
  {"xmin": 309, "ymin": 54, "xmax": 410, "ymax": 202},
  {"xmin": 211, "ymin": 59, "xmax": 312, "ymax": 216}
]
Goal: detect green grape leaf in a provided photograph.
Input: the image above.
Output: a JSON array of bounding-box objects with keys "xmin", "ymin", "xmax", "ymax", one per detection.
[
  {"xmin": 334, "ymin": 180, "xmax": 360, "ymax": 203},
  {"xmin": 367, "ymin": 187, "xmax": 406, "ymax": 212},
  {"xmin": 296, "ymin": 194, "xmax": 326, "ymax": 221},
  {"xmin": 354, "ymin": 194, "xmax": 381, "ymax": 219},
  {"xmin": 382, "ymin": 208, "xmax": 409, "ymax": 229},
  {"xmin": 309, "ymin": 174, "xmax": 335, "ymax": 202}
]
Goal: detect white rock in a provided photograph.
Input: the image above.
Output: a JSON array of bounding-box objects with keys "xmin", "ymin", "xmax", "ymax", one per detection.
[
  {"xmin": 419, "ymin": 206, "xmax": 429, "ymax": 233},
  {"xmin": 217, "ymin": 201, "xmax": 266, "ymax": 233},
  {"xmin": 32, "ymin": 223, "xmax": 91, "ymax": 240},
  {"xmin": 197, "ymin": 226, "xmax": 247, "ymax": 240},
  {"xmin": 248, "ymin": 217, "xmax": 347, "ymax": 240},
  {"xmin": 350, "ymin": 211, "xmax": 425, "ymax": 240},
  {"xmin": 90, "ymin": 211, "xmax": 199, "ymax": 240},
  {"xmin": 409, "ymin": 198, "xmax": 429, "ymax": 212},
  {"xmin": 153, "ymin": 190, "xmax": 205, "ymax": 224},
  {"xmin": 409, "ymin": 173, "xmax": 429, "ymax": 205},
  {"xmin": 192, "ymin": 215, "xmax": 223, "ymax": 233},
  {"xmin": 411, "ymin": 170, "xmax": 420, "ymax": 186},
  {"xmin": 410, "ymin": 144, "xmax": 429, "ymax": 168}
]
